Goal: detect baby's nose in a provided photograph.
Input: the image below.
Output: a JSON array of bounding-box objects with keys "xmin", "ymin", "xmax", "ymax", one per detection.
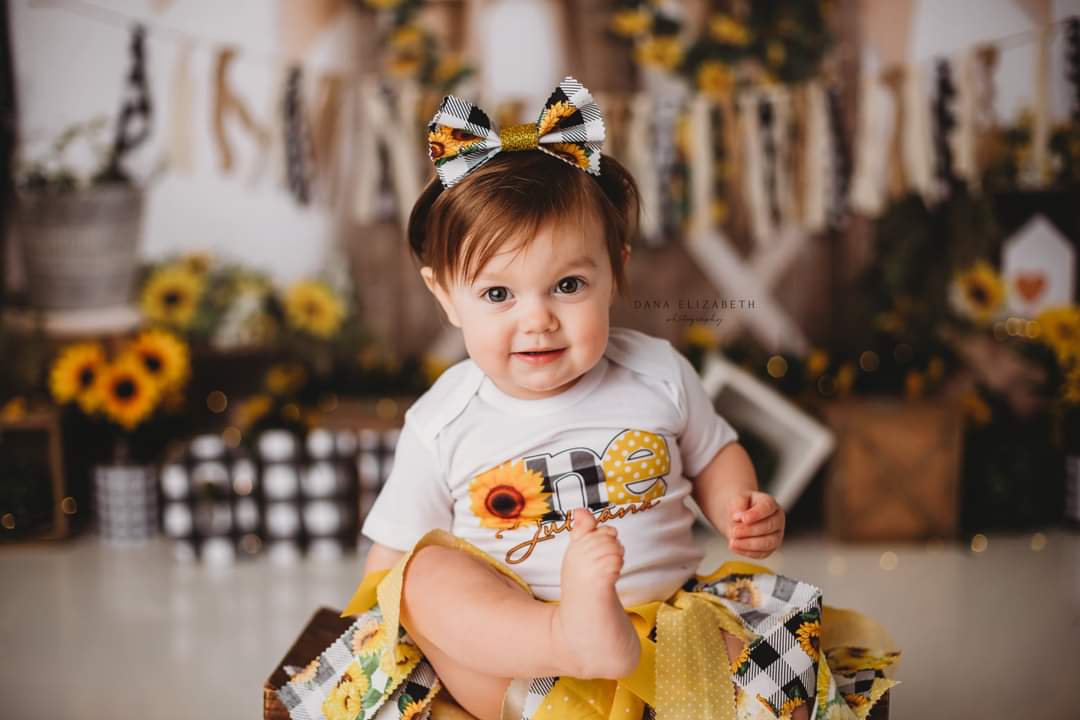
[{"xmin": 519, "ymin": 297, "xmax": 558, "ymax": 334}]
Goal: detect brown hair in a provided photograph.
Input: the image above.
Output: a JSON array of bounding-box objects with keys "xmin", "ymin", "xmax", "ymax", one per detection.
[{"xmin": 407, "ymin": 152, "xmax": 639, "ymax": 293}]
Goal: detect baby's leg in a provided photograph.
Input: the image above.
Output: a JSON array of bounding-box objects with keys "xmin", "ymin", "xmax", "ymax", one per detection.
[{"xmin": 400, "ymin": 511, "xmax": 639, "ymax": 720}]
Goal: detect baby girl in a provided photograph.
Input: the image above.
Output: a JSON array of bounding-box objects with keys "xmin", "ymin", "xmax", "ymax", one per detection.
[{"xmin": 360, "ymin": 80, "xmax": 786, "ymax": 720}]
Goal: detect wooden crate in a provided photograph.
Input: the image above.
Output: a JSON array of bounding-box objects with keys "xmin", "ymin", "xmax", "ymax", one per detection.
[
  {"xmin": 824, "ymin": 398, "xmax": 963, "ymax": 541},
  {"xmin": 0, "ymin": 406, "xmax": 70, "ymax": 541}
]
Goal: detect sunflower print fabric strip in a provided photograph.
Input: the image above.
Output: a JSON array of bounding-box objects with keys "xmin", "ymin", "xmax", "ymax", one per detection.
[
  {"xmin": 427, "ymin": 76, "xmax": 606, "ymax": 188},
  {"xmin": 276, "ymin": 606, "xmax": 440, "ymax": 720}
]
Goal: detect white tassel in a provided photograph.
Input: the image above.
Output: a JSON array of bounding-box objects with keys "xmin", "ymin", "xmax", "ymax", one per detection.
[
  {"xmin": 802, "ymin": 82, "xmax": 831, "ymax": 233},
  {"xmin": 903, "ymin": 63, "xmax": 936, "ymax": 202},
  {"xmin": 739, "ymin": 91, "xmax": 773, "ymax": 247},
  {"xmin": 849, "ymin": 71, "xmax": 891, "ymax": 216},
  {"xmin": 626, "ymin": 93, "xmax": 662, "ymax": 244}
]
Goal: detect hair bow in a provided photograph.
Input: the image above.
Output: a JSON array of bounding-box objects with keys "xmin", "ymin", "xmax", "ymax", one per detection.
[{"xmin": 426, "ymin": 76, "xmax": 606, "ymax": 188}]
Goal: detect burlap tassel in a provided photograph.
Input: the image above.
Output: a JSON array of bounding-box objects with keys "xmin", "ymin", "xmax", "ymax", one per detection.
[
  {"xmin": 950, "ymin": 50, "xmax": 980, "ymax": 191},
  {"xmin": 973, "ymin": 45, "xmax": 1000, "ymax": 187},
  {"xmin": 686, "ymin": 95, "xmax": 713, "ymax": 236},
  {"xmin": 309, "ymin": 73, "xmax": 346, "ymax": 207},
  {"xmin": 880, "ymin": 66, "xmax": 907, "ymax": 199},
  {"xmin": 166, "ymin": 41, "xmax": 195, "ymax": 175},
  {"xmin": 212, "ymin": 48, "xmax": 273, "ymax": 175}
]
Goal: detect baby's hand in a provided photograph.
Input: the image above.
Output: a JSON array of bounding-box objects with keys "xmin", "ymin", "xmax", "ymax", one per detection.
[{"xmin": 726, "ymin": 491, "xmax": 784, "ymax": 559}]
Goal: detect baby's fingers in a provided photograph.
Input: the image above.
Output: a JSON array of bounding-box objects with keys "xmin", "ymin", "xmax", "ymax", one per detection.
[
  {"xmin": 731, "ymin": 513, "xmax": 784, "ymax": 539},
  {"xmin": 729, "ymin": 532, "xmax": 781, "ymax": 554}
]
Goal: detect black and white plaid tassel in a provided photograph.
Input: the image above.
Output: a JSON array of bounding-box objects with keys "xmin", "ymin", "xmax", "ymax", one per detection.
[
  {"xmin": 826, "ymin": 86, "xmax": 851, "ymax": 229},
  {"xmin": 933, "ymin": 59, "xmax": 959, "ymax": 194},
  {"xmin": 105, "ymin": 24, "xmax": 152, "ymax": 180},
  {"xmin": 1067, "ymin": 18, "xmax": 1079, "ymax": 124},
  {"xmin": 283, "ymin": 65, "xmax": 310, "ymax": 205}
]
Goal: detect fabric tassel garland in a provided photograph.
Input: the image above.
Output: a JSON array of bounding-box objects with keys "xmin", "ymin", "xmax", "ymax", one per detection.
[
  {"xmin": 951, "ymin": 49, "xmax": 980, "ymax": 191},
  {"xmin": 932, "ymin": 59, "xmax": 959, "ymax": 195},
  {"xmin": 826, "ymin": 87, "xmax": 850, "ymax": 228},
  {"xmin": 626, "ymin": 93, "xmax": 663, "ymax": 245}
]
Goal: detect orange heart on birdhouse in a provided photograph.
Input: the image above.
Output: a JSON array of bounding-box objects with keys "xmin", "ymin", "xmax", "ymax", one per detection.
[{"xmin": 1014, "ymin": 273, "xmax": 1046, "ymax": 303}]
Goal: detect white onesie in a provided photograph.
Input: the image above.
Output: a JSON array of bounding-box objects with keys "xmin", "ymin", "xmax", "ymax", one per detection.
[{"xmin": 362, "ymin": 327, "xmax": 739, "ymax": 606}]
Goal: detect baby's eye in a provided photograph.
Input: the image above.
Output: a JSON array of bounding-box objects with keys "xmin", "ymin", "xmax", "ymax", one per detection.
[
  {"xmin": 556, "ymin": 276, "xmax": 587, "ymax": 294},
  {"xmin": 482, "ymin": 287, "xmax": 511, "ymax": 303}
]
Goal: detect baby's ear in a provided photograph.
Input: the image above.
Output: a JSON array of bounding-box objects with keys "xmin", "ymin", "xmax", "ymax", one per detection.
[{"xmin": 420, "ymin": 267, "xmax": 461, "ymax": 328}]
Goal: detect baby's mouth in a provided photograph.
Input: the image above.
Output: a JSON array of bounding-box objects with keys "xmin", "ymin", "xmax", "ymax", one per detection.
[{"xmin": 513, "ymin": 348, "xmax": 566, "ymax": 364}]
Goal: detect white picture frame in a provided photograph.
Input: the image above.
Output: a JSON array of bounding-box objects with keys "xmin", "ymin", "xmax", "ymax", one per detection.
[{"xmin": 699, "ymin": 351, "xmax": 835, "ymax": 511}]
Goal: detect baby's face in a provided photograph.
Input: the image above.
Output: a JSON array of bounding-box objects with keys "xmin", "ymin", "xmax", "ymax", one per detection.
[{"xmin": 422, "ymin": 211, "xmax": 617, "ymax": 400}]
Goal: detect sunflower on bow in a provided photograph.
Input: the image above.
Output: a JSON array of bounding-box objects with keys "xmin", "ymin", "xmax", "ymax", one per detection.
[
  {"xmin": 140, "ymin": 265, "xmax": 205, "ymax": 329},
  {"xmin": 469, "ymin": 459, "xmax": 551, "ymax": 530},
  {"xmin": 49, "ymin": 342, "xmax": 106, "ymax": 414},
  {"xmin": 284, "ymin": 280, "xmax": 346, "ymax": 339},
  {"xmin": 321, "ymin": 660, "xmax": 370, "ymax": 720},
  {"xmin": 428, "ymin": 124, "xmax": 483, "ymax": 162}
]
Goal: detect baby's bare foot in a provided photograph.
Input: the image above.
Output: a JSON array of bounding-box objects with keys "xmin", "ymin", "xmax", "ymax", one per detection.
[{"xmin": 554, "ymin": 508, "xmax": 640, "ymax": 679}]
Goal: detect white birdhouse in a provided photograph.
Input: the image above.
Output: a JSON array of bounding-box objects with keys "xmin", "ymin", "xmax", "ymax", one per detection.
[{"xmin": 1001, "ymin": 215, "xmax": 1076, "ymax": 318}]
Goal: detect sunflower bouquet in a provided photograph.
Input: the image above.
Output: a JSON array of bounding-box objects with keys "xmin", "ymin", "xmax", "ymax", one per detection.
[
  {"xmin": 609, "ymin": 0, "xmax": 833, "ymax": 89},
  {"xmin": 48, "ymin": 329, "xmax": 192, "ymax": 463}
]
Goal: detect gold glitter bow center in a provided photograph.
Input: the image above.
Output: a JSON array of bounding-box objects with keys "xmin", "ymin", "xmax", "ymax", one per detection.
[{"xmin": 498, "ymin": 123, "xmax": 539, "ymax": 152}]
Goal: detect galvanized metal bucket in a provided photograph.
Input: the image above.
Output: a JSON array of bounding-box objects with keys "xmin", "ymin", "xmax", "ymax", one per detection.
[{"xmin": 15, "ymin": 184, "xmax": 144, "ymax": 309}]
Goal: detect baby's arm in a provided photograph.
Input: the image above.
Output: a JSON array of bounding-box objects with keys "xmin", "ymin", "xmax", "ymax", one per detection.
[
  {"xmin": 364, "ymin": 542, "xmax": 406, "ymax": 575},
  {"xmin": 690, "ymin": 442, "xmax": 785, "ymax": 559}
]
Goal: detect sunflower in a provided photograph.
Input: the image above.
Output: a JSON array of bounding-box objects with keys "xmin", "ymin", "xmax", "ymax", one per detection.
[
  {"xmin": 708, "ymin": 15, "xmax": 751, "ymax": 45},
  {"xmin": 366, "ymin": 0, "xmax": 403, "ymax": 8},
  {"xmin": 778, "ymin": 697, "xmax": 805, "ymax": 719},
  {"xmin": 635, "ymin": 36, "xmax": 684, "ymax": 70},
  {"xmin": 399, "ymin": 698, "xmax": 426, "ymax": 720},
  {"xmin": 290, "ymin": 657, "xmax": 320, "ymax": 685},
  {"xmin": 611, "ymin": 8, "xmax": 652, "ymax": 38},
  {"xmin": 469, "ymin": 459, "xmax": 551, "ymax": 530},
  {"xmin": 237, "ymin": 394, "xmax": 273, "ymax": 429},
  {"xmin": 432, "ymin": 54, "xmax": 464, "ymax": 86},
  {"xmin": 428, "ymin": 124, "xmax": 483, "ymax": 162},
  {"xmin": 388, "ymin": 51, "xmax": 422, "ymax": 79},
  {"xmin": 730, "ymin": 643, "xmax": 751, "ymax": 675},
  {"xmin": 537, "ymin": 100, "xmax": 578, "ymax": 138},
  {"xmin": 795, "ymin": 619, "xmax": 821, "ymax": 661},
  {"xmin": 1062, "ymin": 367, "xmax": 1080, "ymax": 405},
  {"xmin": 265, "ymin": 364, "xmax": 308, "ymax": 395},
  {"xmin": 351, "ymin": 618, "xmax": 386, "ymax": 657},
  {"xmin": 140, "ymin": 266, "xmax": 205, "ymax": 329},
  {"xmin": 844, "ymin": 693, "xmax": 869, "ymax": 708},
  {"xmin": 722, "ymin": 577, "xmax": 761, "ymax": 607},
  {"xmin": 378, "ymin": 641, "xmax": 422, "ymax": 686},
  {"xmin": 0, "ymin": 396, "xmax": 27, "ymax": 422},
  {"xmin": 962, "ymin": 390, "xmax": 992, "ymax": 425},
  {"xmin": 766, "ymin": 41, "xmax": 787, "ymax": 68},
  {"xmin": 685, "ymin": 323, "xmax": 719, "ymax": 350},
  {"xmin": 389, "ymin": 25, "xmax": 423, "ymax": 51},
  {"xmin": 49, "ymin": 342, "xmax": 106, "ymax": 413},
  {"xmin": 949, "ymin": 261, "xmax": 1005, "ymax": 325},
  {"xmin": 835, "ymin": 363, "xmax": 856, "ymax": 396},
  {"xmin": 321, "ymin": 661, "xmax": 370, "ymax": 720},
  {"xmin": 805, "ymin": 349, "xmax": 829, "ymax": 379},
  {"xmin": 125, "ymin": 329, "xmax": 190, "ymax": 392},
  {"xmin": 96, "ymin": 356, "xmax": 161, "ymax": 430},
  {"xmin": 1035, "ymin": 305, "xmax": 1080, "ymax": 365},
  {"xmin": 284, "ymin": 281, "xmax": 346, "ymax": 338},
  {"xmin": 181, "ymin": 252, "xmax": 211, "ymax": 275},
  {"xmin": 422, "ymin": 353, "xmax": 451, "ymax": 385},
  {"xmin": 697, "ymin": 61, "xmax": 735, "ymax": 101},
  {"xmin": 546, "ymin": 143, "xmax": 589, "ymax": 170}
]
